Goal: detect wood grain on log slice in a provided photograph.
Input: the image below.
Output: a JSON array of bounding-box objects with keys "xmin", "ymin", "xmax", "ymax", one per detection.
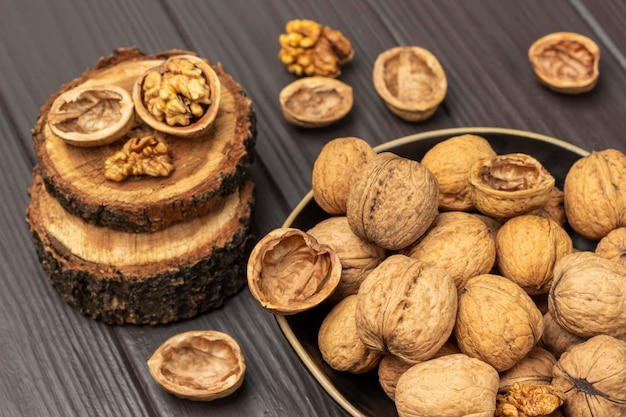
[
  {"xmin": 32, "ymin": 48, "xmax": 256, "ymax": 233},
  {"xmin": 27, "ymin": 170, "xmax": 254, "ymax": 325}
]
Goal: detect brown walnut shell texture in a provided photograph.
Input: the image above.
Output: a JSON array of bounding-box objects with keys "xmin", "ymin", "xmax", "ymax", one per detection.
[
  {"xmin": 552, "ymin": 335, "xmax": 626, "ymax": 417},
  {"xmin": 454, "ymin": 274, "xmax": 544, "ymax": 371},
  {"xmin": 529, "ymin": 186, "xmax": 566, "ymax": 227},
  {"xmin": 596, "ymin": 227, "xmax": 626, "ymax": 266},
  {"xmin": 405, "ymin": 211, "xmax": 496, "ymax": 291},
  {"xmin": 540, "ymin": 312, "xmax": 586, "ymax": 360},
  {"xmin": 311, "ymin": 137, "xmax": 376, "ymax": 215},
  {"xmin": 318, "ymin": 295, "xmax": 382, "ymax": 374},
  {"xmin": 395, "ymin": 354, "xmax": 500, "ymax": 417},
  {"xmin": 564, "ymin": 149, "xmax": 626, "ymax": 240},
  {"xmin": 496, "ymin": 214, "xmax": 573, "ymax": 295},
  {"xmin": 147, "ymin": 330, "xmax": 245, "ymax": 401},
  {"xmin": 355, "ymin": 254, "xmax": 457, "ymax": 364},
  {"xmin": 420, "ymin": 134, "xmax": 497, "ymax": 211},
  {"xmin": 469, "ymin": 153, "xmax": 556, "ymax": 219},
  {"xmin": 246, "ymin": 227, "xmax": 341, "ymax": 315},
  {"xmin": 307, "ymin": 216, "xmax": 385, "ymax": 301},
  {"xmin": 377, "ymin": 354, "xmax": 414, "ymax": 401},
  {"xmin": 548, "ymin": 251, "xmax": 626, "ymax": 338},
  {"xmin": 346, "ymin": 152, "xmax": 439, "ymax": 251},
  {"xmin": 498, "ymin": 346, "xmax": 557, "ymax": 393}
]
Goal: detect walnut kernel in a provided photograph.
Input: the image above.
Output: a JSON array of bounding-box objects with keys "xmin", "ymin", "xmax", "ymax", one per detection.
[
  {"xmin": 495, "ymin": 382, "xmax": 564, "ymax": 417},
  {"xmin": 104, "ymin": 134, "xmax": 174, "ymax": 182}
]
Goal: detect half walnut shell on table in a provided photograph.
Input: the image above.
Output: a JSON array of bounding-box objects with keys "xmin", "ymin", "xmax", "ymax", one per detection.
[
  {"xmin": 133, "ymin": 54, "xmax": 221, "ymax": 138},
  {"xmin": 147, "ymin": 330, "xmax": 245, "ymax": 401},
  {"xmin": 528, "ymin": 32, "xmax": 600, "ymax": 94},
  {"xmin": 372, "ymin": 46, "xmax": 447, "ymax": 122}
]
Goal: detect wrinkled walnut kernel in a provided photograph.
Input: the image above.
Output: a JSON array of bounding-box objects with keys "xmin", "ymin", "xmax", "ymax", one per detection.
[
  {"xmin": 104, "ymin": 135, "xmax": 174, "ymax": 181},
  {"xmin": 278, "ymin": 19, "xmax": 354, "ymax": 77},
  {"xmin": 496, "ymin": 382, "xmax": 564, "ymax": 417}
]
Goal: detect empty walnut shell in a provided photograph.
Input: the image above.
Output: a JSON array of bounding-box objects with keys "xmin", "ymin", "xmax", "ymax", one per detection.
[
  {"xmin": 528, "ymin": 32, "xmax": 600, "ymax": 94},
  {"xmin": 247, "ymin": 227, "xmax": 341, "ymax": 315},
  {"xmin": 596, "ymin": 227, "xmax": 626, "ymax": 266},
  {"xmin": 133, "ymin": 54, "xmax": 221, "ymax": 138},
  {"xmin": 147, "ymin": 330, "xmax": 245, "ymax": 401},
  {"xmin": 469, "ymin": 153, "xmax": 556, "ymax": 219},
  {"xmin": 47, "ymin": 84, "xmax": 135, "ymax": 147},
  {"xmin": 372, "ymin": 46, "xmax": 447, "ymax": 121},
  {"xmin": 279, "ymin": 76, "xmax": 353, "ymax": 128}
]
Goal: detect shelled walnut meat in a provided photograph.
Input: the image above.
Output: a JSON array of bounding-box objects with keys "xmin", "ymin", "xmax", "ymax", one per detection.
[
  {"xmin": 346, "ymin": 152, "xmax": 439, "ymax": 251},
  {"xmin": 104, "ymin": 134, "xmax": 174, "ymax": 181},
  {"xmin": 495, "ymin": 382, "xmax": 564, "ymax": 417}
]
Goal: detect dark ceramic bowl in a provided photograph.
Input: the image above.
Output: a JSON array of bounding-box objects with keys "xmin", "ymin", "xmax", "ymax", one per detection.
[{"xmin": 277, "ymin": 127, "xmax": 592, "ymax": 417}]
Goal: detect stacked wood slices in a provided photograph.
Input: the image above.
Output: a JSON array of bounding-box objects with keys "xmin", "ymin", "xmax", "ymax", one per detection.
[{"xmin": 26, "ymin": 48, "xmax": 257, "ymax": 325}]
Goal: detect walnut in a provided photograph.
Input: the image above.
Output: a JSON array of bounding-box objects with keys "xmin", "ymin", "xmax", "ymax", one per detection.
[
  {"xmin": 528, "ymin": 32, "xmax": 600, "ymax": 94},
  {"xmin": 595, "ymin": 227, "xmax": 626, "ymax": 266},
  {"xmin": 495, "ymin": 382, "xmax": 564, "ymax": 417},
  {"xmin": 563, "ymin": 149, "xmax": 626, "ymax": 240},
  {"xmin": 147, "ymin": 330, "xmax": 245, "ymax": 401},
  {"xmin": 540, "ymin": 312, "xmax": 586, "ymax": 359},
  {"xmin": 133, "ymin": 55, "xmax": 221, "ymax": 138},
  {"xmin": 346, "ymin": 152, "xmax": 439, "ymax": 251},
  {"xmin": 548, "ymin": 251, "xmax": 626, "ymax": 338},
  {"xmin": 279, "ymin": 76, "xmax": 353, "ymax": 128},
  {"xmin": 372, "ymin": 46, "xmax": 447, "ymax": 121},
  {"xmin": 420, "ymin": 134, "xmax": 497, "ymax": 211},
  {"xmin": 498, "ymin": 346, "xmax": 557, "ymax": 393},
  {"xmin": 469, "ymin": 153, "xmax": 556, "ymax": 219},
  {"xmin": 246, "ymin": 227, "xmax": 341, "ymax": 315},
  {"xmin": 377, "ymin": 354, "xmax": 414, "ymax": 401},
  {"xmin": 552, "ymin": 335, "xmax": 626, "ymax": 417},
  {"xmin": 318, "ymin": 295, "xmax": 382, "ymax": 373},
  {"xmin": 47, "ymin": 84, "xmax": 135, "ymax": 147},
  {"xmin": 306, "ymin": 216, "xmax": 385, "ymax": 301},
  {"xmin": 395, "ymin": 354, "xmax": 500, "ymax": 417},
  {"xmin": 311, "ymin": 137, "xmax": 376, "ymax": 215},
  {"xmin": 496, "ymin": 214, "xmax": 573, "ymax": 295},
  {"xmin": 404, "ymin": 211, "xmax": 496, "ymax": 290},
  {"xmin": 454, "ymin": 274, "xmax": 544, "ymax": 371},
  {"xmin": 104, "ymin": 134, "xmax": 174, "ymax": 182},
  {"xmin": 529, "ymin": 187, "xmax": 566, "ymax": 227},
  {"xmin": 278, "ymin": 19, "xmax": 354, "ymax": 78},
  {"xmin": 355, "ymin": 254, "xmax": 457, "ymax": 363}
]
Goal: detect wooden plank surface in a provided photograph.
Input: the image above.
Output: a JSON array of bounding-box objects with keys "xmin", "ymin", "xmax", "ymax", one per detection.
[{"xmin": 1, "ymin": 1, "xmax": 625, "ymax": 416}]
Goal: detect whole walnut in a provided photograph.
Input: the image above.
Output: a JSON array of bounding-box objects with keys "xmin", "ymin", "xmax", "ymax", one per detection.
[
  {"xmin": 540, "ymin": 312, "xmax": 586, "ymax": 359},
  {"xmin": 498, "ymin": 346, "xmax": 557, "ymax": 393},
  {"xmin": 552, "ymin": 335, "xmax": 626, "ymax": 417},
  {"xmin": 454, "ymin": 274, "xmax": 544, "ymax": 371},
  {"xmin": 355, "ymin": 254, "xmax": 457, "ymax": 363},
  {"xmin": 312, "ymin": 137, "xmax": 376, "ymax": 215},
  {"xmin": 564, "ymin": 149, "xmax": 626, "ymax": 240},
  {"xmin": 420, "ymin": 134, "xmax": 497, "ymax": 211},
  {"xmin": 395, "ymin": 354, "xmax": 499, "ymax": 417},
  {"xmin": 496, "ymin": 214, "xmax": 573, "ymax": 295},
  {"xmin": 347, "ymin": 152, "xmax": 439, "ymax": 251},
  {"xmin": 405, "ymin": 211, "xmax": 496, "ymax": 290},
  {"xmin": 318, "ymin": 295, "xmax": 382, "ymax": 373},
  {"xmin": 307, "ymin": 216, "xmax": 385, "ymax": 301},
  {"xmin": 529, "ymin": 187, "xmax": 566, "ymax": 227},
  {"xmin": 548, "ymin": 251, "xmax": 626, "ymax": 337},
  {"xmin": 377, "ymin": 354, "xmax": 414, "ymax": 401},
  {"xmin": 595, "ymin": 226, "xmax": 626, "ymax": 266}
]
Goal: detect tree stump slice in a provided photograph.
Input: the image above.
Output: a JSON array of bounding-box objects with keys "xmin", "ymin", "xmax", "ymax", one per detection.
[{"xmin": 32, "ymin": 48, "xmax": 256, "ymax": 233}]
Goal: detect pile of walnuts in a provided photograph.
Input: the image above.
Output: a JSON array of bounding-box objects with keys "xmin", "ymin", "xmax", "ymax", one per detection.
[{"xmin": 247, "ymin": 135, "xmax": 626, "ymax": 417}]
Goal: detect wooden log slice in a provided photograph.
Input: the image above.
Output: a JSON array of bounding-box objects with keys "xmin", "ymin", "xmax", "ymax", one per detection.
[
  {"xmin": 32, "ymin": 47, "xmax": 256, "ymax": 233},
  {"xmin": 26, "ymin": 170, "xmax": 255, "ymax": 325}
]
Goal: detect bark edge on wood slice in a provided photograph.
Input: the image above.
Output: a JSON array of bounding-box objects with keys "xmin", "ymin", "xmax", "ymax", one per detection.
[
  {"xmin": 32, "ymin": 47, "xmax": 257, "ymax": 233},
  {"xmin": 26, "ymin": 170, "xmax": 255, "ymax": 325}
]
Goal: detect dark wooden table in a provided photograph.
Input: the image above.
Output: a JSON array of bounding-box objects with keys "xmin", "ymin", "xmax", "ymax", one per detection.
[{"xmin": 1, "ymin": 1, "xmax": 625, "ymax": 416}]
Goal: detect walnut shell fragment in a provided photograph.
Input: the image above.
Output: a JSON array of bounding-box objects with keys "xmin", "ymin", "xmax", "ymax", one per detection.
[
  {"xmin": 469, "ymin": 153, "xmax": 556, "ymax": 219},
  {"xmin": 346, "ymin": 152, "xmax": 439, "ymax": 251},
  {"xmin": 548, "ymin": 251, "xmax": 626, "ymax": 338},
  {"xmin": 47, "ymin": 84, "xmax": 135, "ymax": 147},
  {"xmin": 529, "ymin": 32, "xmax": 600, "ymax": 94},
  {"xmin": 552, "ymin": 335, "xmax": 626, "ymax": 417},
  {"xmin": 147, "ymin": 330, "xmax": 245, "ymax": 401},
  {"xmin": 133, "ymin": 54, "xmax": 221, "ymax": 138},
  {"xmin": 395, "ymin": 354, "xmax": 500, "ymax": 417},
  {"xmin": 311, "ymin": 137, "xmax": 376, "ymax": 215},
  {"xmin": 246, "ymin": 227, "xmax": 341, "ymax": 315},
  {"xmin": 279, "ymin": 76, "xmax": 353, "ymax": 128},
  {"xmin": 372, "ymin": 46, "xmax": 447, "ymax": 121}
]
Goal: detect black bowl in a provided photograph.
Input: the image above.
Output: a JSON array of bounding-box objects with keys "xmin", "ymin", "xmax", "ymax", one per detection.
[{"xmin": 277, "ymin": 127, "xmax": 591, "ymax": 417}]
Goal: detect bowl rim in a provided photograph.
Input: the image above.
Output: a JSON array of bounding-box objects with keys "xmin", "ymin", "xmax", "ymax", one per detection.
[{"xmin": 276, "ymin": 126, "xmax": 588, "ymax": 417}]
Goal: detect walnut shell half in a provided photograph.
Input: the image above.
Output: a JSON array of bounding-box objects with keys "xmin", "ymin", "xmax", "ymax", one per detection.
[
  {"xmin": 147, "ymin": 330, "xmax": 245, "ymax": 401},
  {"xmin": 247, "ymin": 227, "xmax": 341, "ymax": 315}
]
